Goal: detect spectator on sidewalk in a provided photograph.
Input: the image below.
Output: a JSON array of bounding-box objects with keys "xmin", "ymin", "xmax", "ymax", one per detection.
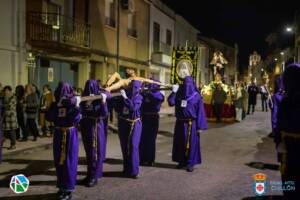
[
  {"xmin": 234, "ymin": 81, "xmax": 244, "ymax": 122},
  {"xmin": 211, "ymin": 84, "xmax": 227, "ymax": 123},
  {"xmin": 23, "ymin": 84, "xmax": 39, "ymax": 142},
  {"xmin": 15, "ymin": 85, "xmax": 27, "ymax": 140},
  {"xmin": 247, "ymin": 79, "xmax": 259, "ymax": 114},
  {"xmin": 242, "ymin": 82, "xmax": 249, "ymax": 119},
  {"xmin": 2, "ymin": 86, "xmax": 18, "ymax": 150},
  {"xmin": 260, "ymin": 82, "xmax": 270, "ymax": 112},
  {"xmin": 39, "ymin": 84, "xmax": 54, "ymax": 137}
]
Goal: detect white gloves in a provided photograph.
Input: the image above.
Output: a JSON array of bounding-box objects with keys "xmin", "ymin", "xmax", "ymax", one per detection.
[
  {"xmin": 172, "ymin": 84, "xmax": 179, "ymax": 93},
  {"xmin": 120, "ymin": 89, "xmax": 128, "ymax": 99},
  {"xmin": 101, "ymin": 93, "xmax": 107, "ymax": 103},
  {"xmin": 75, "ymin": 96, "xmax": 81, "ymax": 107},
  {"xmin": 57, "ymin": 97, "xmax": 66, "ymax": 107}
]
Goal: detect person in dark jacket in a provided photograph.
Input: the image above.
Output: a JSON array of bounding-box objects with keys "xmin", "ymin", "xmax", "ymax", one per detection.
[
  {"xmin": 23, "ymin": 84, "xmax": 39, "ymax": 141},
  {"xmin": 2, "ymin": 86, "xmax": 18, "ymax": 149},
  {"xmin": 211, "ymin": 84, "xmax": 227, "ymax": 122},
  {"xmin": 15, "ymin": 85, "xmax": 27, "ymax": 140},
  {"xmin": 247, "ymin": 80, "xmax": 259, "ymax": 114}
]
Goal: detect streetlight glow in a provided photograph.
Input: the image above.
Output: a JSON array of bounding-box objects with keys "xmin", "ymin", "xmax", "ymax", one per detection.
[
  {"xmin": 280, "ymin": 52, "xmax": 285, "ymax": 56},
  {"xmin": 274, "ymin": 58, "xmax": 278, "ymax": 61},
  {"xmin": 286, "ymin": 27, "xmax": 293, "ymax": 32}
]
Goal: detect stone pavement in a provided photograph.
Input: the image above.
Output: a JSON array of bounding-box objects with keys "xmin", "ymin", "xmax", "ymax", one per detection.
[{"xmin": 0, "ymin": 111, "xmax": 283, "ymax": 200}]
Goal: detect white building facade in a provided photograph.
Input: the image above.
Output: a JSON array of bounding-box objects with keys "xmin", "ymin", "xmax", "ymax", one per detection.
[
  {"xmin": 0, "ymin": 0, "xmax": 27, "ymax": 87},
  {"xmin": 149, "ymin": 0, "xmax": 175, "ymax": 84}
]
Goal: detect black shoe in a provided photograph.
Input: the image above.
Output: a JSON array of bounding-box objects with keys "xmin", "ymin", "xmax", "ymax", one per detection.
[
  {"xmin": 187, "ymin": 166, "xmax": 194, "ymax": 172},
  {"xmin": 20, "ymin": 138, "xmax": 28, "ymax": 142},
  {"xmin": 32, "ymin": 137, "xmax": 37, "ymax": 142},
  {"xmin": 8, "ymin": 145, "xmax": 16, "ymax": 150},
  {"xmin": 176, "ymin": 163, "xmax": 185, "ymax": 169},
  {"xmin": 86, "ymin": 178, "xmax": 97, "ymax": 187},
  {"xmin": 60, "ymin": 192, "xmax": 72, "ymax": 200}
]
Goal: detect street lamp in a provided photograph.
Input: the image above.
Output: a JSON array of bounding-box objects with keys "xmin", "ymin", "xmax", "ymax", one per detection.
[
  {"xmin": 280, "ymin": 51, "xmax": 285, "ymax": 56},
  {"xmin": 286, "ymin": 27, "xmax": 293, "ymax": 32},
  {"xmin": 274, "ymin": 58, "xmax": 278, "ymax": 61}
]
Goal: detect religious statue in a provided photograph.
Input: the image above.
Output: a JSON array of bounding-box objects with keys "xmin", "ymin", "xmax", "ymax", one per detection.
[
  {"xmin": 105, "ymin": 68, "xmax": 170, "ymax": 92},
  {"xmin": 210, "ymin": 51, "xmax": 228, "ymax": 79}
]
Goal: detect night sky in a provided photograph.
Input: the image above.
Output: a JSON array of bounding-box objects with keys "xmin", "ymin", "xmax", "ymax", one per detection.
[{"xmin": 162, "ymin": 0, "xmax": 300, "ymax": 68}]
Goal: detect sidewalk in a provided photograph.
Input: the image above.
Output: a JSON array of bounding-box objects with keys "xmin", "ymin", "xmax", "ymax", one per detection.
[
  {"xmin": 2, "ymin": 107, "xmax": 175, "ymax": 159},
  {"xmin": 2, "ymin": 136, "xmax": 53, "ymax": 160}
]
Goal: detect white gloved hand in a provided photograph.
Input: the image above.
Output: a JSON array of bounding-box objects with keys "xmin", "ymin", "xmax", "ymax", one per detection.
[
  {"xmin": 197, "ymin": 130, "xmax": 203, "ymax": 135},
  {"xmin": 75, "ymin": 96, "xmax": 81, "ymax": 107},
  {"xmin": 120, "ymin": 89, "xmax": 128, "ymax": 99},
  {"xmin": 101, "ymin": 93, "xmax": 107, "ymax": 103},
  {"xmin": 57, "ymin": 97, "xmax": 66, "ymax": 107},
  {"xmin": 172, "ymin": 84, "xmax": 179, "ymax": 93}
]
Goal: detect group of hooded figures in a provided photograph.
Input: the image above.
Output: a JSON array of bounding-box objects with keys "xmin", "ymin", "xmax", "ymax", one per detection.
[
  {"xmin": 271, "ymin": 63, "xmax": 300, "ymax": 199},
  {"xmin": 0, "ymin": 75, "xmax": 206, "ymax": 200}
]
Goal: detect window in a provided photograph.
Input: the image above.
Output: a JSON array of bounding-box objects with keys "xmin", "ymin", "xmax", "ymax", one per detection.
[
  {"xmin": 128, "ymin": 11, "xmax": 137, "ymax": 37},
  {"xmin": 45, "ymin": 1, "xmax": 61, "ymax": 28},
  {"xmin": 105, "ymin": 0, "xmax": 116, "ymax": 27},
  {"xmin": 166, "ymin": 29, "xmax": 172, "ymax": 46},
  {"xmin": 153, "ymin": 22, "xmax": 160, "ymax": 52}
]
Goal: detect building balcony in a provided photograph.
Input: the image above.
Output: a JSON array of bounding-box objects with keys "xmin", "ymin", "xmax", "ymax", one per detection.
[
  {"xmin": 27, "ymin": 12, "xmax": 91, "ymax": 53},
  {"xmin": 128, "ymin": 28, "xmax": 137, "ymax": 38},
  {"xmin": 151, "ymin": 42, "xmax": 172, "ymax": 66},
  {"xmin": 153, "ymin": 41, "xmax": 172, "ymax": 56},
  {"xmin": 105, "ymin": 17, "xmax": 116, "ymax": 28}
]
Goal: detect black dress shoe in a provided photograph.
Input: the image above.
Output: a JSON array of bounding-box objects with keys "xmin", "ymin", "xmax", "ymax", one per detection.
[
  {"xmin": 86, "ymin": 178, "xmax": 97, "ymax": 187},
  {"xmin": 187, "ymin": 167, "xmax": 194, "ymax": 172},
  {"xmin": 20, "ymin": 138, "xmax": 28, "ymax": 142},
  {"xmin": 176, "ymin": 163, "xmax": 185, "ymax": 169},
  {"xmin": 32, "ymin": 137, "xmax": 37, "ymax": 141},
  {"xmin": 60, "ymin": 192, "xmax": 72, "ymax": 200}
]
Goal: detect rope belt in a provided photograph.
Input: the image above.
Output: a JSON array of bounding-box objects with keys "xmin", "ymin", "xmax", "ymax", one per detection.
[
  {"xmin": 119, "ymin": 117, "xmax": 141, "ymax": 156},
  {"xmin": 178, "ymin": 118, "xmax": 193, "ymax": 157},
  {"xmin": 55, "ymin": 126, "xmax": 75, "ymax": 165},
  {"xmin": 280, "ymin": 131, "xmax": 300, "ymax": 174},
  {"xmin": 82, "ymin": 116, "xmax": 104, "ymax": 161}
]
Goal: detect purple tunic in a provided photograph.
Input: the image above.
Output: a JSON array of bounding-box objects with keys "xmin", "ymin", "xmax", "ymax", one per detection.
[
  {"xmin": 114, "ymin": 80, "xmax": 143, "ymax": 176},
  {"xmin": 140, "ymin": 80, "xmax": 165, "ymax": 164},
  {"xmin": 168, "ymin": 76, "xmax": 207, "ymax": 168},
  {"xmin": 277, "ymin": 64, "xmax": 300, "ymax": 198},
  {"xmin": 271, "ymin": 75, "xmax": 284, "ymax": 144},
  {"xmin": 46, "ymin": 82, "xmax": 80, "ymax": 191},
  {"xmin": 80, "ymin": 80, "xmax": 109, "ymax": 180},
  {"xmin": 0, "ymin": 105, "xmax": 3, "ymax": 164}
]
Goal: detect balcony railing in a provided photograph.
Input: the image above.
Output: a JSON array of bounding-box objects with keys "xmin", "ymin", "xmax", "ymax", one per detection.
[
  {"xmin": 128, "ymin": 28, "xmax": 137, "ymax": 38},
  {"xmin": 27, "ymin": 12, "xmax": 90, "ymax": 48},
  {"xmin": 153, "ymin": 41, "xmax": 172, "ymax": 56},
  {"xmin": 105, "ymin": 17, "xmax": 116, "ymax": 28}
]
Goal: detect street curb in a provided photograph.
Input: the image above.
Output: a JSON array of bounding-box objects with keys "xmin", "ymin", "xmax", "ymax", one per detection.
[{"xmin": 2, "ymin": 142, "xmax": 53, "ymax": 160}]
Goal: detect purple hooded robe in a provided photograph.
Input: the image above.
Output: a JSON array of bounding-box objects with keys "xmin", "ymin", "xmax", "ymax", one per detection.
[
  {"xmin": 114, "ymin": 80, "xmax": 143, "ymax": 176},
  {"xmin": 277, "ymin": 63, "xmax": 300, "ymax": 198},
  {"xmin": 0, "ymin": 105, "xmax": 3, "ymax": 164},
  {"xmin": 46, "ymin": 82, "xmax": 80, "ymax": 191},
  {"xmin": 168, "ymin": 76, "xmax": 208, "ymax": 168},
  {"xmin": 140, "ymin": 80, "xmax": 165, "ymax": 164},
  {"xmin": 271, "ymin": 75, "xmax": 284, "ymax": 143},
  {"xmin": 80, "ymin": 80, "xmax": 110, "ymax": 180}
]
